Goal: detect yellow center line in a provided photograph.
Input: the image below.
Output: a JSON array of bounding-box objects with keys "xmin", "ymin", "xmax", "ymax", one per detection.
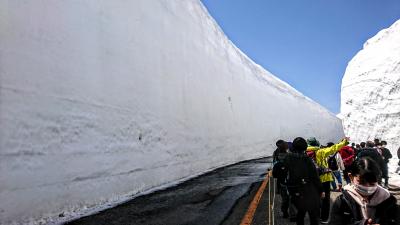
[{"xmin": 240, "ymin": 170, "xmax": 272, "ymax": 225}]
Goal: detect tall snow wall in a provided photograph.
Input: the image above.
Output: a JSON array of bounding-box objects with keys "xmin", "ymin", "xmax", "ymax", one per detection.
[
  {"xmin": 0, "ymin": 1, "xmax": 344, "ymax": 224},
  {"xmin": 341, "ymin": 20, "xmax": 400, "ymax": 155}
]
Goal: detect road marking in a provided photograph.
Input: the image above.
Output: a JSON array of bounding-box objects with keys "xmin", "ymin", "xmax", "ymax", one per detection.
[{"xmin": 240, "ymin": 170, "xmax": 271, "ymax": 225}]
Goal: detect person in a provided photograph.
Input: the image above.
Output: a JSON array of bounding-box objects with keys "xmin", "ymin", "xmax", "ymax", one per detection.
[
  {"xmin": 339, "ymin": 145, "xmax": 356, "ymax": 185},
  {"xmin": 397, "ymin": 146, "xmax": 400, "ymax": 174},
  {"xmin": 360, "ymin": 142, "xmax": 366, "ymax": 149},
  {"xmin": 374, "ymin": 138, "xmax": 381, "ymax": 148},
  {"xmin": 329, "ymin": 143, "xmax": 345, "ymax": 192},
  {"xmin": 306, "ymin": 137, "xmax": 349, "ymax": 224},
  {"xmin": 355, "ymin": 144, "xmax": 361, "ymax": 156},
  {"xmin": 351, "ymin": 143, "xmax": 356, "ymax": 151},
  {"xmin": 284, "ymin": 141, "xmax": 298, "ymax": 220},
  {"xmin": 272, "ymin": 140, "xmax": 291, "ymax": 218},
  {"xmin": 287, "ymin": 141, "xmax": 293, "ymax": 152},
  {"xmin": 357, "ymin": 141, "xmax": 385, "ymax": 184},
  {"xmin": 380, "ymin": 141, "xmax": 392, "ymax": 188},
  {"xmin": 273, "ymin": 140, "xmax": 289, "ymax": 164},
  {"xmin": 283, "ymin": 137, "xmax": 323, "ymax": 225},
  {"xmin": 398, "ymin": 146, "xmax": 400, "ymax": 166},
  {"xmin": 329, "ymin": 157, "xmax": 398, "ymax": 225}
]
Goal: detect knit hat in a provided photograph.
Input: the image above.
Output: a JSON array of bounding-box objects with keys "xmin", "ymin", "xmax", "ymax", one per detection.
[
  {"xmin": 292, "ymin": 137, "xmax": 308, "ymax": 152},
  {"xmin": 307, "ymin": 137, "xmax": 320, "ymax": 147}
]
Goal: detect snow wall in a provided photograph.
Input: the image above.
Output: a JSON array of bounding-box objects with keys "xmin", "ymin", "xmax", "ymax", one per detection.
[
  {"xmin": 0, "ymin": 1, "xmax": 344, "ymax": 224},
  {"xmin": 341, "ymin": 19, "xmax": 400, "ymax": 157}
]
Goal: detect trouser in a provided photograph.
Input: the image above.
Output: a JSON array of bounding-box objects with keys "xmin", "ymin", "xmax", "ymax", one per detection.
[
  {"xmin": 321, "ymin": 182, "xmax": 331, "ymax": 221},
  {"xmin": 296, "ymin": 208, "xmax": 320, "ymax": 225},
  {"xmin": 279, "ymin": 184, "xmax": 297, "ymax": 218},
  {"xmin": 291, "ymin": 183, "xmax": 320, "ymax": 225},
  {"xmin": 343, "ymin": 167, "xmax": 351, "ymax": 184},
  {"xmin": 289, "ymin": 197, "xmax": 297, "ymax": 219},
  {"xmin": 280, "ymin": 184, "xmax": 289, "ymax": 214},
  {"xmin": 293, "ymin": 196, "xmax": 320, "ymax": 225},
  {"xmin": 331, "ymin": 170, "xmax": 342, "ymax": 190},
  {"xmin": 277, "ymin": 179, "xmax": 283, "ymax": 194},
  {"xmin": 382, "ymin": 163, "xmax": 389, "ymax": 186},
  {"xmin": 396, "ymin": 161, "xmax": 400, "ymax": 173}
]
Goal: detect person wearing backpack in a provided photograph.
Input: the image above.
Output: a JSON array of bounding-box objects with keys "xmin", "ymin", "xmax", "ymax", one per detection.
[
  {"xmin": 328, "ymin": 143, "xmax": 345, "ymax": 192},
  {"xmin": 283, "ymin": 137, "xmax": 322, "ymax": 225},
  {"xmin": 380, "ymin": 141, "xmax": 392, "ymax": 188},
  {"xmin": 329, "ymin": 157, "xmax": 398, "ymax": 225},
  {"xmin": 339, "ymin": 145, "xmax": 355, "ymax": 185},
  {"xmin": 272, "ymin": 140, "xmax": 292, "ymax": 218},
  {"xmin": 306, "ymin": 137, "xmax": 349, "ymax": 224}
]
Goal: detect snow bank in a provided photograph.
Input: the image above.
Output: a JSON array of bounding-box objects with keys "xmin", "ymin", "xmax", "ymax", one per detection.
[
  {"xmin": 341, "ymin": 19, "xmax": 400, "ymax": 158},
  {"xmin": 0, "ymin": 1, "xmax": 344, "ymax": 224}
]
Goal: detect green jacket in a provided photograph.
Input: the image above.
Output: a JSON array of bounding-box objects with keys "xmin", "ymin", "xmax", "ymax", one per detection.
[{"xmin": 306, "ymin": 139, "xmax": 348, "ymax": 183}]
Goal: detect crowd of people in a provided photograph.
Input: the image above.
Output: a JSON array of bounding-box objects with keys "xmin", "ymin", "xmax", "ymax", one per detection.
[{"xmin": 272, "ymin": 137, "xmax": 398, "ymax": 225}]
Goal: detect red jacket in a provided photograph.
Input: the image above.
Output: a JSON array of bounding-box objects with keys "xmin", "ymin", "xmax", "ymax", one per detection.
[{"xmin": 339, "ymin": 146, "xmax": 355, "ymax": 167}]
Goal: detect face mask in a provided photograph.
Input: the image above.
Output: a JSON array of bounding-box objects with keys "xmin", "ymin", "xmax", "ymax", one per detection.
[{"xmin": 354, "ymin": 184, "xmax": 378, "ymax": 196}]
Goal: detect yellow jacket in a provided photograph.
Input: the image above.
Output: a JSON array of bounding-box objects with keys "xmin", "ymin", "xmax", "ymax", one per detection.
[{"xmin": 306, "ymin": 139, "xmax": 349, "ymax": 183}]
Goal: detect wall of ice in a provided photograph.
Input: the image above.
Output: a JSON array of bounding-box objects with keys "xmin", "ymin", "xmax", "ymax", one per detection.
[
  {"xmin": 341, "ymin": 20, "xmax": 400, "ymax": 158},
  {"xmin": 0, "ymin": 1, "xmax": 344, "ymax": 224}
]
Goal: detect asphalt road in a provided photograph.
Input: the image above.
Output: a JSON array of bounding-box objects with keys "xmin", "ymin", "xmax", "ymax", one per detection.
[
  {"xmin": 66, "ymin": 157, "xmax": 273, "ymax": 225},
  {"xmin": 65, "ymin": 157, "xmax": 400, "ymax": 225}
]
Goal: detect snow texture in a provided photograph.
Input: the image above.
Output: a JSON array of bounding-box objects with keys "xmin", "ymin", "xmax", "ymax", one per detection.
[
  {"xmin": 341, "ymin": 19, "xmax": 400, "ymax": 161},
  {"xmin": 0, "ymin": 1, "xmax": 344, "ymax": 224}
]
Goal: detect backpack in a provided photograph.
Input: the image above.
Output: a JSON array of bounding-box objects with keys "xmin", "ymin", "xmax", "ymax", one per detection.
[
  {"xmin": 272, "ymin": 160, "xmax": 287, "ymax": 181},
  {"xmin": 328, "ymin": 153, "xmax": 339, "ymax": 171},
  {"xmin": 285, "ymin": 155, "xmax": 316, "ymax": 196}
]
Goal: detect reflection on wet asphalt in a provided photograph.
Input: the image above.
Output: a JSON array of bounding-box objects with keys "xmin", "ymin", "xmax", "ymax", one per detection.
[{"xmin": 66, "ymin": 157, "xmax": 272, "ymax": 225}]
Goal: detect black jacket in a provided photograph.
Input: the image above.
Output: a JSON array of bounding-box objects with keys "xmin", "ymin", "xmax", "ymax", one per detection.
[
  {"xmin": 283, "ymin": 152, "xmax": 322, "ymax": 194},
  {"xmin": 397, "ymin": 147, "xmax": 400, "ymax": 159},
  {"xmin": 273, "ymin": 148, "xmax": 287, "ymax": 163},
  {"xmin": 282, "ymin": 152, "xmax": 322, "ymax": 211},
  {"xmin": 381, "ymin": 147, "xmax": 392, "ymax": 163},
  {"xmin": 329, "ymin": 190, "xmax": 398, "ymax": 225}
]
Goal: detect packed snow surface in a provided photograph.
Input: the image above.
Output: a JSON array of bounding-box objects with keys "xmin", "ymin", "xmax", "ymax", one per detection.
[
  {"xmin": 341, "ymin": 19, "xmax": 400, "ymax": 162},
  {"xmin": 0, "ymin": 0, "xmax": 344, "ymax": 224}
]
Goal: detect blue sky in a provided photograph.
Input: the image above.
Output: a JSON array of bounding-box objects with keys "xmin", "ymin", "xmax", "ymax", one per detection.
[{"xmin": 201, "ymin": 0, "xmax": 400, "ymax": 114}]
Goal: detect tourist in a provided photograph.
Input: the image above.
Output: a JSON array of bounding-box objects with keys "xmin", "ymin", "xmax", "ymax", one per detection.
[
  {"xmin": 284, "ymin": 137, "xmax": 322, "ymax": 225},
  {"xmin": 328, "ymin": 142, "xmax": 345, "ymax": 192},
  {"xmin": 272, "ymin": 140, "xmax": 291, "ymax": 218},
  {"xmin": 358, "ymin": 141, "xmax": 385, "ymax": 184},
  {"xmin": 306, "ymin": 137, "xmax": 349, "ymax": 224},
  {"xmin": 339, "ymin": 145, "xmax": 355, "ymax": 185},
  {"xmin": 380, "ymin": 141, "xmax": 392, "ymax": 188},
  {"xmin": 329, "ymin": 157, "xmax": 398, "ymax": 225}
]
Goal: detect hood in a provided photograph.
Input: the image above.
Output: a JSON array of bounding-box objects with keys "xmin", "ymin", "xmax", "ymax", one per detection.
[{"xmin": 343, "ymin": 184, "xmax": 390, "ymax": 219}]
